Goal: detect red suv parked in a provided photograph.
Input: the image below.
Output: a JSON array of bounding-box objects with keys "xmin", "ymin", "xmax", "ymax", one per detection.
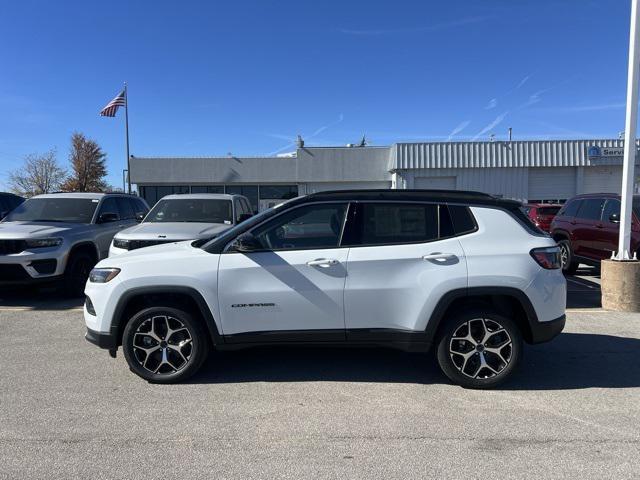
[
  {"xmin": 524, "ymin": 203, "xmax": 562, "ymax": 232},
  {"xmin": 550, "ymin": 193, "xmax": 640, "ymax": 274}
]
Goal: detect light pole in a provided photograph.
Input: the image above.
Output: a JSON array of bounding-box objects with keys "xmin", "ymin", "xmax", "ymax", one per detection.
[
  {"xmin": 601, "ymin": 0, "xmax": 640, "ymax": 312},
  {"xmin": 616, "ymin": 0, "xmax": 640, "ymax": 260}
]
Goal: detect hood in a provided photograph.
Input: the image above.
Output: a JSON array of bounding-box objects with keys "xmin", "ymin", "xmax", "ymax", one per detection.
[
  {"xmin": 97, "ymin": 239, "xmax": 204, "ymax": 264},
  {"xmin": 0, "ymin": 221, "xmax": 86, "ymax": 239},
  {"xmin": 115, "ymin": 222, "xmax": 231, "ymax": 241}
]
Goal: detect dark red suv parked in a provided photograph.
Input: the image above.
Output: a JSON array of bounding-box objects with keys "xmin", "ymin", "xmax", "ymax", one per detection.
[
  {"xmin": 550, "ymin": 193, "xmax": 640, "ymax": 274},
  {"xmin": 524, "ymin": 203, "xmax": 562, "ymax": 232}
]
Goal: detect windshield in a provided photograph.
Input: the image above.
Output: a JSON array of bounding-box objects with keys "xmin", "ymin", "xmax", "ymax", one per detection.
[
  {"xmin": 3, "ymin": 197, "xmax": 99, "ymax": 223},
  {"xmin": 634, "ymin": 198, "xmax": 640, "ymax": 219},
  {"xmin": 145, "ymin": 199, "xmax": 233, "ymax": 223}
]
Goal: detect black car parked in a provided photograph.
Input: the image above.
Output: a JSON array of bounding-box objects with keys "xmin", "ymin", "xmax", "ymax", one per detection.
[{"xmin": 0, "ymin": 193, "xmax": 25, "ymax": 220}]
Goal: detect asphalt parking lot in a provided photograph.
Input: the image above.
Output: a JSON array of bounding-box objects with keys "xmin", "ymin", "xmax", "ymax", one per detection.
[{"xmin": 1, "ymin": 268, "xmax": 639, "ymax": 479}]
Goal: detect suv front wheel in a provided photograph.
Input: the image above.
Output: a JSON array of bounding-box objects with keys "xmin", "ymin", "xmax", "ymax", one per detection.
[
  {"xmin": 436, "ymin": 309, "xmax": 523, "ymax": 389},
  {"xmin": 122, "ymin": 307, "xmax": 210, "ymax": 383}
]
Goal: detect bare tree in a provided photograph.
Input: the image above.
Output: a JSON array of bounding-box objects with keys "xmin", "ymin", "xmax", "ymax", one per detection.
[
  {"xmin": 61, "ymin": 132, "xmax": 108, "ymax": 192},
  {"xmin": 8, "ymin": 150, "xmax": 66, "ymax": 197}
]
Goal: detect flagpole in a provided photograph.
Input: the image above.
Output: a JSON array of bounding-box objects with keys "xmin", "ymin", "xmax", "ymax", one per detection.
[{"xmin": 124, "ymin": 82, "xmax": 131, "ymax": 194}]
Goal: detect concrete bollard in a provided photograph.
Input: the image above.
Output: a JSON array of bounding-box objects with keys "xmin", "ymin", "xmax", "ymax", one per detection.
[{"xmin": 601, "ymin": 259, "xmax": 640, "ymax": 312}]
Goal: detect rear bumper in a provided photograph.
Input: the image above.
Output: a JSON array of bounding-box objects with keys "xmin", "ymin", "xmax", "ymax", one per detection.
[{"xmin": 529, "ymin": 314, "xmax": 565, "ymax": 344}]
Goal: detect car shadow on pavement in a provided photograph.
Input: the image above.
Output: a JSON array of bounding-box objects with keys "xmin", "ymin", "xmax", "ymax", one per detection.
[
  {"xmin": 0, "ymin": 286, "xmax": 83, "ymax": 310},
  {"xmin": 188, "ymin": 332, "xmax": 640, "ymax": 390},
  {"xmin": 566, "ymin": 274, "xmax": 601, "ymax": 309}
]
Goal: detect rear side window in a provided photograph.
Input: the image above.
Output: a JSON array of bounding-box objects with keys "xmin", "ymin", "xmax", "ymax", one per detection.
[
  {"xmin": 577, "ymin": 198, "xmax": 605, "ymax": 221},
  {"xmin": 343, "ymin": 203, "xmax": 441, "ymax": 246},
  {"xmin": 602, "ymin": 199, "xmax": 620, "ymax": 223},
  {"xmin": 560, "ymin": 200, "xmax": 581, "ymax": 217}
]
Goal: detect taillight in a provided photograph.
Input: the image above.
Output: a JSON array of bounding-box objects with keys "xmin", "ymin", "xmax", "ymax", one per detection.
[{"xmin": 530, "ymin": 247, "xmax": 561, "ymax": 269}]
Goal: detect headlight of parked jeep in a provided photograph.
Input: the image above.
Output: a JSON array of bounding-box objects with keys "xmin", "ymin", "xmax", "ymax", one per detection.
[
  {"xmin": 112, "ymin": 238, "xmax": 130, "ymax": 250},
  {"xmin": 89, "ymin": 268, "xmax": 121, "ymax": 283},
  {"xmin": 25, "ymin": 237, "xmax": 63, "ymax": 248}
]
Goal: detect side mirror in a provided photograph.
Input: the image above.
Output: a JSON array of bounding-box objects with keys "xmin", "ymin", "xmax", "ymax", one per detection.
[
  {"xmin": 135, "ymin": 213, "xmax": 146, "ymax": 222},
  {"xmin": 98, "ymin": 212, "xmax": 119, "ymax": 224},
  {"xmin": 238, "ymin": 213, "xmax": 252, "ymax": 223},
  {"xmin": 609, "ymin": 213, "xmax": 620, "ymax": 224},
  {"xmin": 231, "ymin": 232, "xmax": 262, "ymax": 252}
]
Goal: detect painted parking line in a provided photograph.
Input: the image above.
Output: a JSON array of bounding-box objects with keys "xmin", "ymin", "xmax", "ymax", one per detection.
[{"xmin": 566, "ymin": 277, "xmax": 600, "ymax": 290}]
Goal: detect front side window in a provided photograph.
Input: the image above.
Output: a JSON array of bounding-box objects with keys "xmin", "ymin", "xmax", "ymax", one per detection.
[
  {"xmin": 117, "ymin": 197, "xmax": 135, "ymax": 220},
  {"xmin": 5, "ymin": 197, "xmax": 99, "ymax": 224},
  {"xmin": 577, "ymin": 198, "xmax": 605, "ymax": 221},
  {"xmin": 560, "ymin": 200, "xmax": 581, "ymax": 217},
  {"xmin": 252, "ymin": 203, "xmax": 347, "ymax": 250},
  {"xmin": 145, "ymin": 199, "xmax": 233, "ymax": 224}
]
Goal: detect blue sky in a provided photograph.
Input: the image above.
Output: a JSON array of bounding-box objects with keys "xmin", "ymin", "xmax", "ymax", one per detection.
[{"xmin": 0, "ymin": 0, "xmax": 634, "ymax": 189}]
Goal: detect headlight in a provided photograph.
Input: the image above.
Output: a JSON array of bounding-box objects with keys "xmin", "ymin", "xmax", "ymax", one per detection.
[
  {"xmin": 113, "ymin": 238, "xmax": 130, "ymax": 250},
  {"xmin": 25, "ymin": 237, "xmax": 63, "ymax": 248},
  {"xmin": 89, "ymin": 268, "xmax": 121, "ymax": 283}
]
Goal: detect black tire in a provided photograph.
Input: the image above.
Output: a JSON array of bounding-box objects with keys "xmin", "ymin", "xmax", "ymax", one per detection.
[
  {"xmin": 436, "ymin": 309, "xmax": 523, "ymax": 389},
  {"xmin": 122, "ymin": 307, "xmax": 210, "ymax": 383},
  {"xmin": 62, "ymin": 251, "xmax": 95, "ymax": 297},
  {"xmin": 557, "ymin": 239, "xmax": 578, "ymax": 275}
]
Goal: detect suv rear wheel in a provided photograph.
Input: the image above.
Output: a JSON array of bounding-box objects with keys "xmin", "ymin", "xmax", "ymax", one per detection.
[
  {"xmin": 436, "ymin": 309, "xmax": 523, "ymax": 389},
  {"xmin": 557, "ymin": 239, "xmax": 578, "ymax": 275},
  {"xmin": 122, "ymin": 307, "xmax": 210, "ymax": 383}
]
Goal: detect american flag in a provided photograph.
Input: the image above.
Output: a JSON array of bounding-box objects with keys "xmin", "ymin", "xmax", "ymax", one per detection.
[{"xmin": 100, "ymin": 90, "xmax": 126, "ymax": 117}]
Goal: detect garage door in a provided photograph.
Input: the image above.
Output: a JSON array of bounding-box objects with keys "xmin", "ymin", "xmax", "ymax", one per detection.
[
  {"xmin": 414, "ymin": 176, "xmax": 456, "ymax": 190},
  {"xmin": 583, "ymin": 166, "xmax": 622, "ymax": 194},
  {"xmin": 528, "ymin": 168, "xmax": 576, "ymax": 201}
]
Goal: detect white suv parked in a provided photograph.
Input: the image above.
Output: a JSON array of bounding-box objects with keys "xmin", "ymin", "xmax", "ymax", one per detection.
[{"xmin": 84, "ymin": 190, "xmax": 566, "ymax": 389}]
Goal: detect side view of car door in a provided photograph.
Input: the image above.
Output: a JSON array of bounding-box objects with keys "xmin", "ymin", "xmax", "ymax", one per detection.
[
  {"xmin": 572, "ymin": 198, "xmax": 606, "ymax": 259},
  {"xmin": 217, "ymin": 202, "xmax": 350, "ymax": 338},
  {"xmin": 342, "ymin": 202, "xmax": 468, "ymax": 336}
]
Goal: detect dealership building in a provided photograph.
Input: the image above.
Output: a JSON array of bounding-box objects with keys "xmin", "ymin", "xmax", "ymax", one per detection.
[{"xmin": 130, "ymin": 139, "xmax": 639, "ymax": 212}]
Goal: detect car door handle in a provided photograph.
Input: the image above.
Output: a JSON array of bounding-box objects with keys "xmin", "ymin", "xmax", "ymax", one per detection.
[
  {"xmin": 422, "ymin": 253, "xmax": 457, "ymax": 262},
  {"xmin": 306, "ymin": 258, "xmax": 339, "ymax": 267}
]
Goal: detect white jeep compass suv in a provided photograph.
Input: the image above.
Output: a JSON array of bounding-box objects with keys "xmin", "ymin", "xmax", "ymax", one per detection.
[{"xmin": 84, "ymin": 190, "xmax": 566, "ymax": 389}]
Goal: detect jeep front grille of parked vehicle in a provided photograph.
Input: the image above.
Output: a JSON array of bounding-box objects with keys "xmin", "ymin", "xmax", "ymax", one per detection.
[{"xmin": 0, "ymin": 239, "xmax": 26, "ymax": 255}]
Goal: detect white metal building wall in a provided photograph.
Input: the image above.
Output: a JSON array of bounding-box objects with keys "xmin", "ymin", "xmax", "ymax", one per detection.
[
  {"xmin": 398, "ymin": 168, "xmax": 528, "ymax": 201},
  {"xmin": 527, "ymin": 167, "xmax": 576, "ymax": 200},
  {"xmin": 583, "ymin": 166, "xmax": 623, "ymax": 194}
]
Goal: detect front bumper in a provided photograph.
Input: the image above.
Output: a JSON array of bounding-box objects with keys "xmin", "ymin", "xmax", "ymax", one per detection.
[
  {"xmin": 85, "ymin": 327, "xmax": 118, "ymax": 350},
  {"xmin": 529, "ymin": 314, "xmax": 566, "ymax": 344},
  {"xmin": 0, "ymin": 248, "xmax": 67, "ymax": 283}
]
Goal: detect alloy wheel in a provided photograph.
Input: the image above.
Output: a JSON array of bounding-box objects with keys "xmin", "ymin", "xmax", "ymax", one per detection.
[
  {"xmin": 449, "ymin": 318, "xmax": 513, "ymax": 379},
  {"xmin": 132, "ymin": 315, "xmax": 193, "ymax": 375},
  {"xmin": 559, "ymin": 243, "xmax": 569, "ymax": 268}
]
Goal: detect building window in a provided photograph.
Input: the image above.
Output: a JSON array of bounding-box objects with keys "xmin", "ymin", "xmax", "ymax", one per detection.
[
  {"xmin": 191, "ymin": 185, "xmax": 224, "ymax": 194},
  {"xmin": 139, "ymin": 185, "xmax": 191, "ymax": 206},
  {"xmin": 259, "ymin": 185, "xmax": 298, "ymax": 200}
]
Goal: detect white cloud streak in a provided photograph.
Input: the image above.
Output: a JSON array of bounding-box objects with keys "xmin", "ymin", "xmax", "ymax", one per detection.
[
  {"xmin": 267, "ymin": 114, "xmax": 345, "ymax": 155},
  {"xmin": 340, "ymin": 16, "xmax": 493, "ymax": 36},
  {"xmin": 485, "ymin": 98, "xmax": 497, "ymax": 110},
  {"xmin": 447, "ymin": 120, "xmax": 471, "ymax": 140},
  {"xmin": 471, "ymin": 111, "xmax": 509, "ymax": 141}
]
